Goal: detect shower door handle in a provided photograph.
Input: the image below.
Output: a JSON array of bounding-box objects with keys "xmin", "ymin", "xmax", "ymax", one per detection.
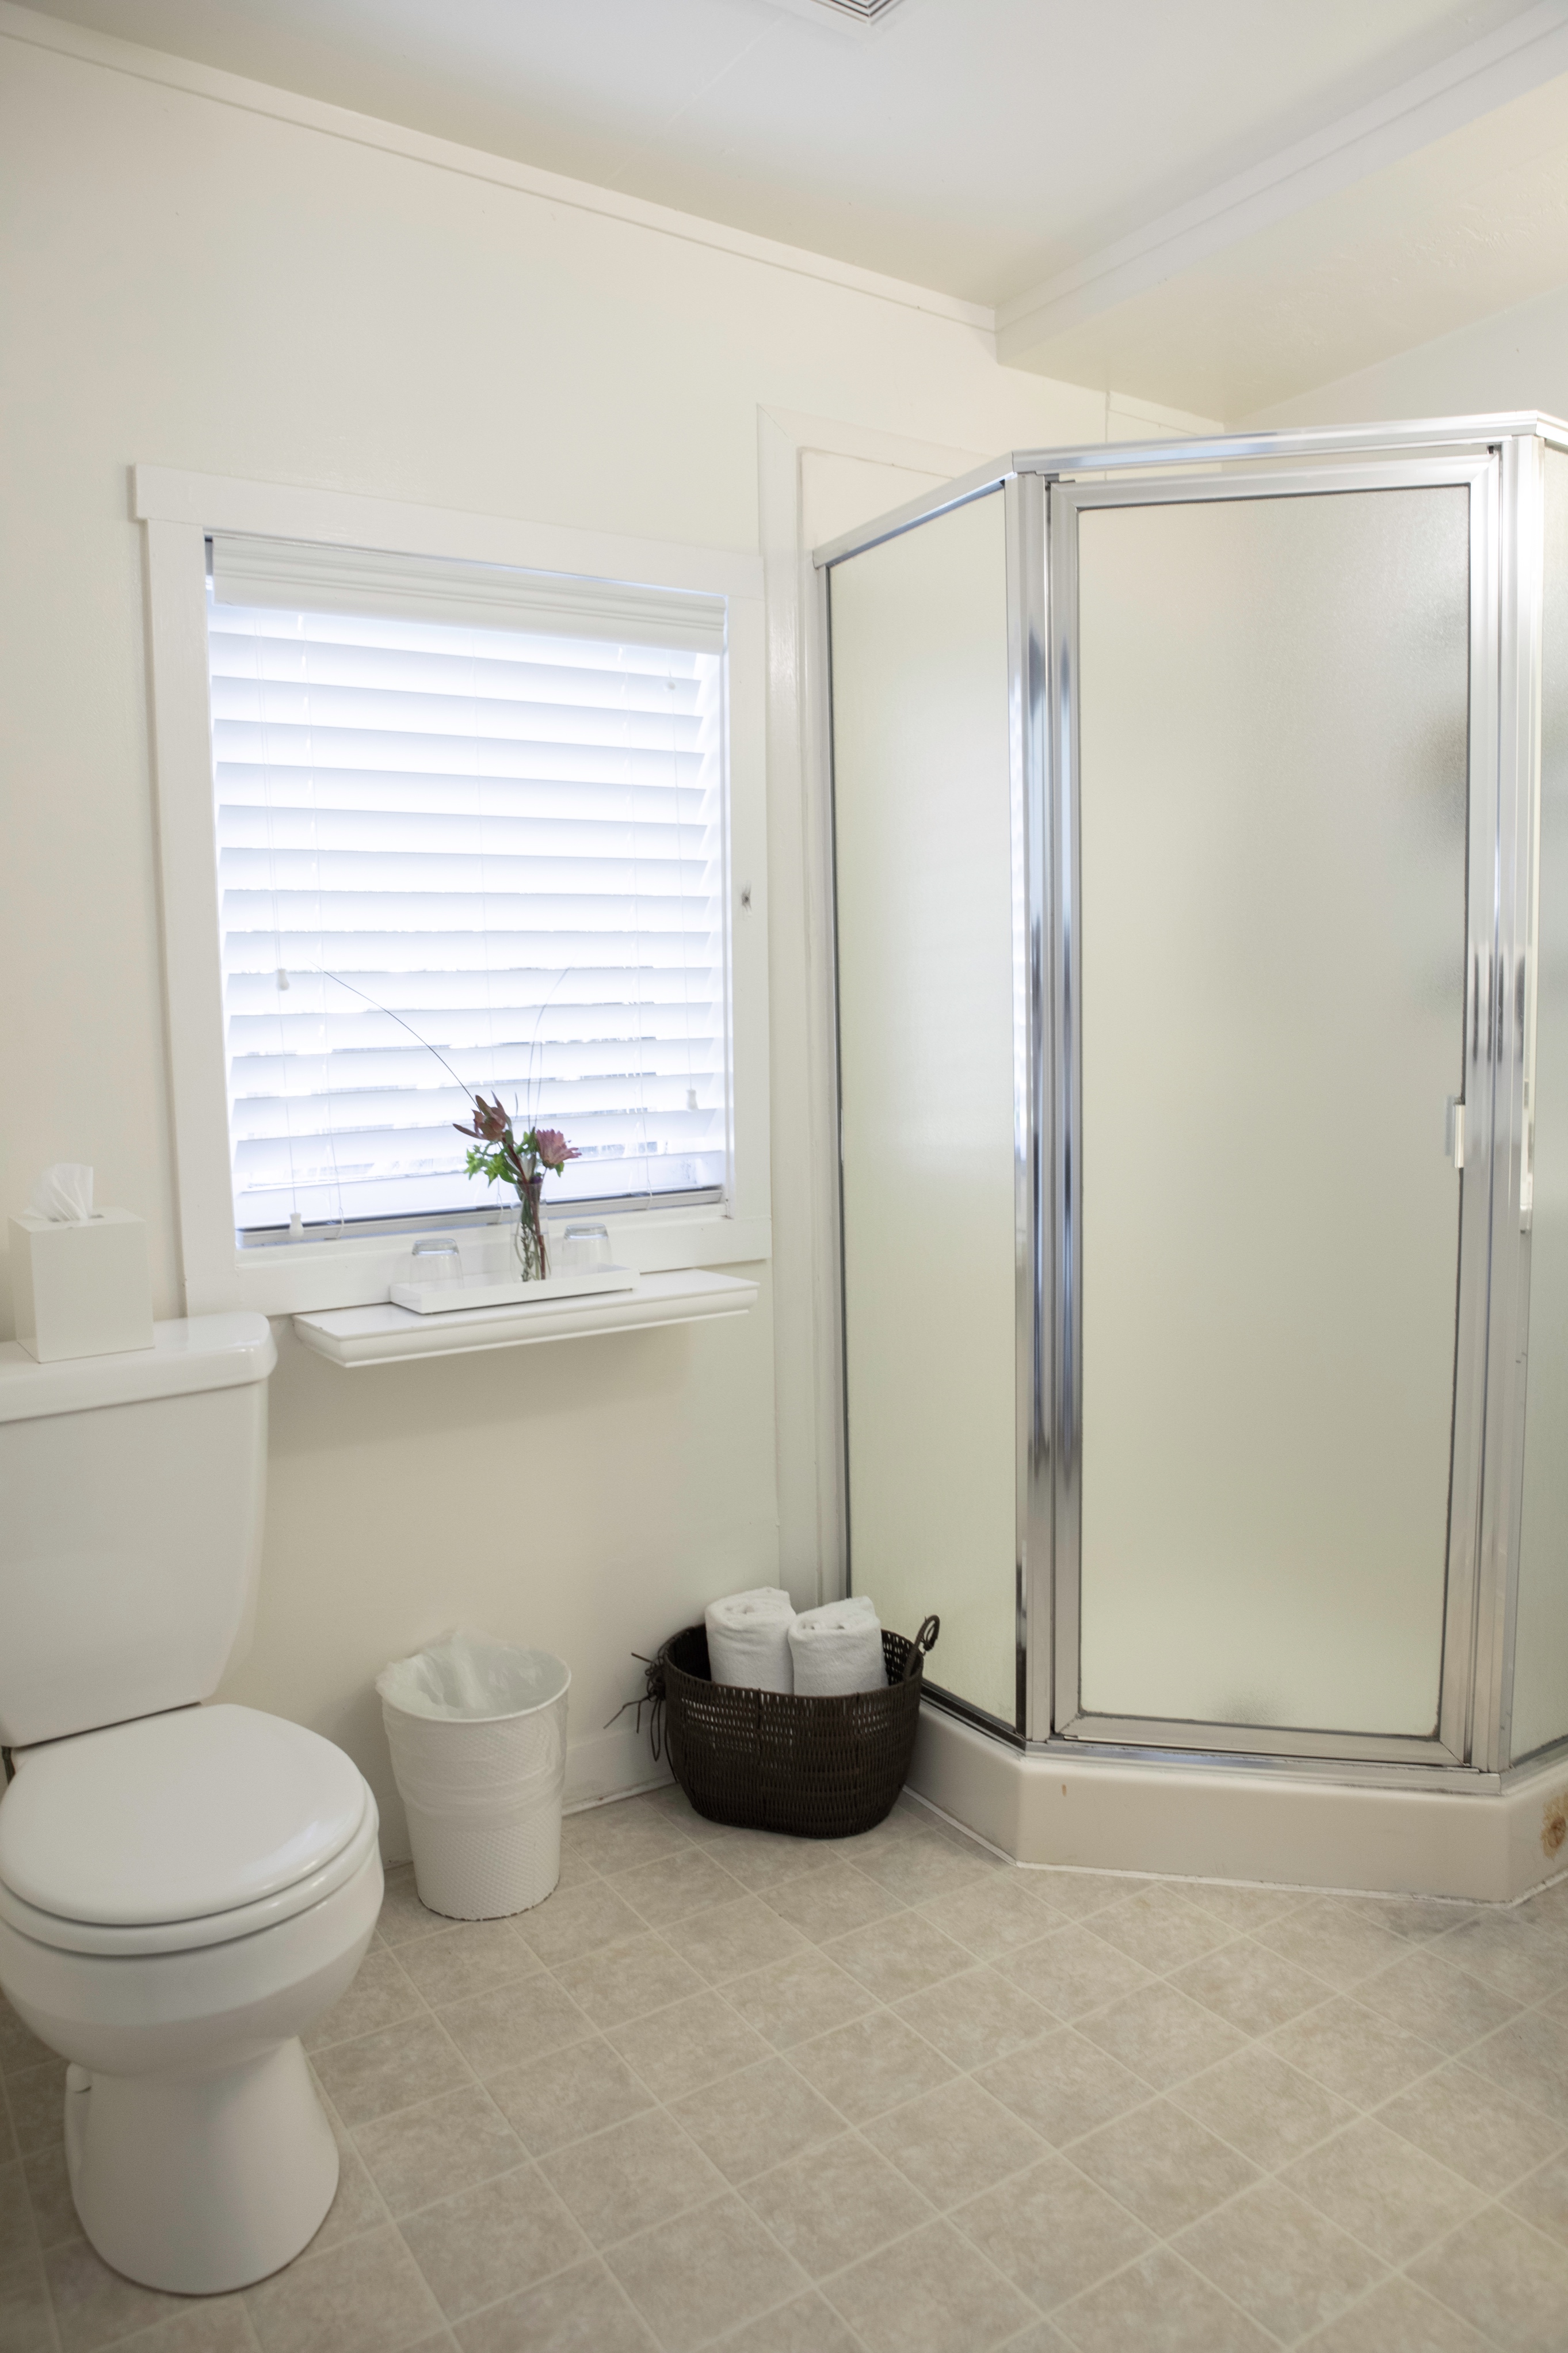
[{"xmin": 1446, "ymin": 1096, "xmax": 1465, "ymax": 1170}]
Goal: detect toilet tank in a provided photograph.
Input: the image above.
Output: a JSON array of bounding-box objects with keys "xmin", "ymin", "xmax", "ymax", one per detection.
[{"xmin": 0, "ymin": 1315, "xmax": 277, "ymax": 1748}]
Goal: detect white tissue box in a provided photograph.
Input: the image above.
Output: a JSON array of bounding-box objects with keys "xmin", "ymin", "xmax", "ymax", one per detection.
[{"xmin": 9, "ymin": 1209, "xmax": 155, "ymax": 1362}]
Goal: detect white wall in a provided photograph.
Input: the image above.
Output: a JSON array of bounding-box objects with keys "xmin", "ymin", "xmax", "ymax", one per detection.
[
  {"xmin": 0, "ymin": 18, "xmax": 1104, "ymax": 1852},
  {"xmin": 1238, "ymin": 276, "xmax": 1568, "ymax": 431}
]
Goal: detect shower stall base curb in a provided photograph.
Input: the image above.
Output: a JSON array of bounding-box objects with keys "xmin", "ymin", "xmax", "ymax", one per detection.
[{"xmin": 907, "ymin": 1703, "xmax": 1568, "ymax": 1903}]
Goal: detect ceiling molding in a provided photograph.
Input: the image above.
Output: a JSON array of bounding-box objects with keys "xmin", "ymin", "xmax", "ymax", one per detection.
[
  {"xmin": 998, "ymin": 0, "xmax": 1568, "ymax": 370},
  {"xmin": 0, "ymin": 0, "xmax": 992, "ymax": 334}
]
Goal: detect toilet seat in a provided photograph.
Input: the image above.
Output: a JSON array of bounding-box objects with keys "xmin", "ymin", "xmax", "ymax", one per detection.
[{"xmin": 0, "ymin": 1703, "xmax": 371, "ymax": 1956}]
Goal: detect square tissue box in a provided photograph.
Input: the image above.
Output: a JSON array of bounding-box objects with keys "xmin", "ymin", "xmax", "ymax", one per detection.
[{"xmin": 10, "ymin": 1209, "xmax": 155, "ymax": 1362}]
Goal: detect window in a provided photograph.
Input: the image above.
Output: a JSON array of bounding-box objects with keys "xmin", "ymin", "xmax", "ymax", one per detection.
[
  {"xmin": 137, "ymin": 469, "xmax": 768, "ymax": 1317},
  {"xmin": 206, "ymin": 537, "xmax": 728, "ymax": 1237}
]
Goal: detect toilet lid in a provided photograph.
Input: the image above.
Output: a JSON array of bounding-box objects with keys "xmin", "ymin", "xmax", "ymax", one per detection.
[{"xmin": 0, "ymin": 1704, "xmax": 368, "ymax": 1926}]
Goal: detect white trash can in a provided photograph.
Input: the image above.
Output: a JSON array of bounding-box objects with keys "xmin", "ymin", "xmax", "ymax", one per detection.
[{"xmin": 376, "ymin": 1629, "xmax": 571, "ymax": 1920}]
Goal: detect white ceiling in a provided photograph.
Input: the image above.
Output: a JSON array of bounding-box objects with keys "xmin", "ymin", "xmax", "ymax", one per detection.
[{"xmin": 19, "ymin": 0, "xmax": 1568, "ymax": 414}]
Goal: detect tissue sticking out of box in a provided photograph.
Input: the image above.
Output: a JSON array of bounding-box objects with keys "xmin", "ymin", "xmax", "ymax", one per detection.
[{"xmin": 30, "ymin": 1164, "xmax": 94, "ymax": 1222}]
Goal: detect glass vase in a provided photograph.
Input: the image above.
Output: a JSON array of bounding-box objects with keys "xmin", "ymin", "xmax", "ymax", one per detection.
[{"xmin": 508, "ymin": 1181, "xmax": 547, "ymax": 1284}]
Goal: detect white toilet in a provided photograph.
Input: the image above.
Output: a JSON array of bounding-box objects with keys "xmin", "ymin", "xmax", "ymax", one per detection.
[{"xmin": 0, "ymin": 1313, "xmax": 383, "ymax": 2295}]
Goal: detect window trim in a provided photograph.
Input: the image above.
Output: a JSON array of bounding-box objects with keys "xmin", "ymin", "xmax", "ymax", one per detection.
[{"xmin": 138, "ymin": 464, "xmax": 770, "ymax": 1317}]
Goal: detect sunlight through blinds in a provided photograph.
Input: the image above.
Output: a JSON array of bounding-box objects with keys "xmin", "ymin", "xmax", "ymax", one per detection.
[{"xmin": 205, "ymin": 536, "xmax": 728, "ymax": 1235}]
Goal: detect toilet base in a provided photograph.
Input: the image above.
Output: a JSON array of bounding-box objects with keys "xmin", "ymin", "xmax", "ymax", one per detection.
[{"xmin": 66, "ymin": 2038, "xmax": 339, "ymax": 2293}]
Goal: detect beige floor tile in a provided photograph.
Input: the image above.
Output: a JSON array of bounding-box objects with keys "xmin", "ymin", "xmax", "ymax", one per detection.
[
  {"xmin": 786, "ymin": 2009, "xmax": 955, "ymax": 2124},
  {"xmin": 659, "ymin": 1896, "xmax": 809, "ymax": 1986},
  {"xmin": 1268, "ymin": 1996, "xmax": 1445, "ymax": 2107},
  {"xmin": 1177, "ymin": 2178, "xmax": 1386, "ymax": 2341},
  {"xmin": 1439, "ymin": 1910, "xmax": 1568, "ymax": 2004},
  {"xmin": 692, "ymin": 1830, "xmax": 837, "ymax": 1897},
  {"xmin": 1018, "ymin": 1871, "xmax": 1144, "ymax": 1922},
  {"xmin": 1282, "ymin": 2116, "xmax": 1483, "ymax": 2262},
  {"xmin": 863, "ymin": 2074, "xmax": 1043, "ymax": 2210},
  {"xmin": 436, "ymin": 1973, "xmax": 592, "ymax": 2078},
  {"xmin": 722, "ymin": 1950, "xmax": 878, "ymax": 2051},
  {"xmin": 0, "ymin": 2256, "xmax": 53, "ymax": 2353},
  {"xmin": 916, "ymin": 1876, "xmax": 1067, "ymax": 1965},
  {"xmin": 1071, "ymin": 2095, "xmax": 1258, "ymax": 2235},
  {"xmin": 0, "ymin": 2160, "xmax": 38, "ymax": 2270},
  {"xmin": 550, "ymin": 1931, "xmax": 707, "ymax": 2028},
  {"xmin": 374, "ymin": 1867, "xmax": 449, "ymax": 1949},
  {"xmin": 824, "ymin": 2215, "xmax": 1036, "ymax": 2353},
  {"xmin": 821, "ymin": 1908, "xmax": 972, "ymax": 2003},
  {"xmin": 1085, "ymin": 1887, "xmax": 1237, "ymax": 1975},
  {"xmin": 997, "ymin": 1929, "xmax": 1153, "ymax": 2024},
  {"xmin": 1297, "ymin": 2272, "xmax": 1493, "ymax": 2352},
  {"xmin": 243, "ymin": 2221, "xmax": 444, "ymax": 2353},
  {"xmin": 895, "ymin": 1964, "xmax": 1054, "ymax": 2070},
  {"xmin": 1171, "ymin": 1936, "xmax": 1333, "ymax": 2038},
  {"xmin": 511, "ymin": 1879, "xmax": 647, "ymax": 1969},
  {"xmin": 303, "ymin": 1949, "xmax": 426, "ymax": 2053},
  {"xmin": 97, "ymin": 2300, "xmax": 260, "ymax": 2351},
  {"xmin": 1169, "ymin": 2043, "xmax": 1355, "ymax": 2169},
  {"xmin": 399, "ymin": 2161, "xmax": 589, "ymax": 2320},
  {"xmin": 4, "ymin": 2063, "xmax": 66, "ymax": 2157},
  {"xmin": 1464, "ymin": 2006, "xmax": 1568, "ymax": 2129},
  {"xmin": 845, "ymin": 1834, "xmax": 996, "ymax": 1909},
  {"xmin": 612, "ymin": 1846, "xmax": 747, "ymax": 1929},
  {"xmin": 539, "ymin": 2108, "xmax": 723, "ymax": 2247},
  {"xmin": 304, "ymin": 2102, "xmax": 392, "ymax": 2253},
  {"xmin": 717, "ymin": 2288, "xmax": 864, "ymax": 2351},
  {"xmin": 452, "ymin": 2253, "xmax": 654, "ymax": 2350},
  {"xmin": 1504, "ymin": 2145, "xmax": 1568, "ymax": 2246},
  {"xmin": 1379, "ymin": 2058, "xmax": 1566, "ymax": 2190},
  {"xmin": 1053, "ymin": 2245, "xmax": 1274, "ymax": 2353},
  {"xmin": 485, "ymin": 2035, "xmax": 654, "ymax": 2156},
  {"xmin": 608, "ymin": 1989, "xmax": 774, "ymax": 2099},
  {"xmin": 762, "ymin": 1861, "xmax": 902, "ymax": 1945},
  {"xmin": 561, "ymin": 1795, "xmax": 694, "ymax": 1876},
  {"xmin": 1254, "ymin": 1898, "xmax": 1409, "ymax": 1993},
  {"xmin": 670, "ymin": 2057, "xmax": 843, "ymax": 2184},
  {"xmin": 1075, "ymin": 1981, "xmax": 1247, "ymax": 2091},
  {"xmin": 1349, "ymin": 1945, "xmax": 1523, "ymax": 2056},
  {"xmin": 0, "ymin": 2098, "xmax": 16, "ymax": 2171},
  {"xmin": 391, "ymin": 1920, "xmax": 540, "ymax": 2008},
  {"xmin": 41, "ymin": 2233, "xmax": 189, "ymax": 2352},
  {"xmin": 607, "ymin": 2191, "xmax": 807, "ymax": 2348},
  {"xmin": 312, "ymin": 2015, "xmax": 472, "ymax": 2127},
  {"xmin": 1368, "ymin": 1894, "xmax": 1482, "ymax": 1944},
  {"xmin": 993, "ymin": 2322, "xmax": 1075, "ymax": 2353},
  {"xmin": 1169, "ymin": 1882, "xmax": 1307, "ymax": 1933},
  {"xmin": 0, "ymin": 2004, "xmax": 51, "ymax": 2082},
  {"xmin": 974, "ymin": 2027, "xmax": 1147, "ymax": 2149},
  {"xmin": 21, "ymin": 2142, "xmax": 82, "ymax": 2255},
  {"xmin": 1410, "ymin": 2202, "xmax": 1568, "ymax": 2352},
  {"xmin": 352, "ymin": 2082, "xmax": 522, "ymax": 2216},
  {"xmin": 953, "ymin": 2150, "xmax": 1154, "ymax": 2309},
  {"xmin": 740, "ymin": 2130, "xmax": 932, "ymax": 2279}
]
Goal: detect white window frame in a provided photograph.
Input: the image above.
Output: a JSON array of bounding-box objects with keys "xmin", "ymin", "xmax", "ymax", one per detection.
[{"xmin": 138, "ymin": 464, "xmax": 770, "ymax": 1318}]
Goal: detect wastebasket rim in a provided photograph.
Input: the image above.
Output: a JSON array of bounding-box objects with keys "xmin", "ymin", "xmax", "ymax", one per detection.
[{"xmin": 376, "ymin": 1652, "xmax": 571, "ymax": 1723}]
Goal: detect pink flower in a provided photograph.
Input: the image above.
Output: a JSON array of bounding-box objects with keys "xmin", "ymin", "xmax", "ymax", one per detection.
[{"xmin": 531, "ymin": 1128, "xmax": 580, "ymax": 1173}]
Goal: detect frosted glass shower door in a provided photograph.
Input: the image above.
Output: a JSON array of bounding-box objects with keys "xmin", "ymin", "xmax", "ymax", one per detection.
[
  {"xmin": 829, "ymin": 491, "xmax": 1019, "ymax": 1727},
  {"xmin": 1064, "ymin": 479, "xmax": 1476, "ymax": 1747}
]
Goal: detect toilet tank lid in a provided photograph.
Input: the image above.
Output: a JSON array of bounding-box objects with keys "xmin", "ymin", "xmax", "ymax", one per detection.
[{"xmin": 0, "ymin": 1313, "xmax": 275, "ymax": 1424}]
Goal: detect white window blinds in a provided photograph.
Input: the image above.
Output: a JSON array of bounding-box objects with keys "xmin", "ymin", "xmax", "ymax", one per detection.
[{"xmin": 205, "ymin": 536, "xmax": 729, "ymax": 1235}]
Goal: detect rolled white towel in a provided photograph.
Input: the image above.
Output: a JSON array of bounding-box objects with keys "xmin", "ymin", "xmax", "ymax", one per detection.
[
  {"xmin": 705, "ymin": 1587, "xmax": 797, "ymax": 1693},
  {"xmin": 788, "ymin": 1596, "xmax": 887, "ymax": 1698}
]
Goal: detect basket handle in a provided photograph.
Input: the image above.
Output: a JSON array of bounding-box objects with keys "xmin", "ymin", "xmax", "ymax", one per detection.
[{"xmin": 901, "ymin": 1616, "xmax": 940, "ymax": 1680}]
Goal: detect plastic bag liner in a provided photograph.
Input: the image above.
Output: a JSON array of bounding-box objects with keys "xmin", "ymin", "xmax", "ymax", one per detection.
[{"xmin": 376, "ymin": 1629, "xmax": 571, "ymax": 1920}]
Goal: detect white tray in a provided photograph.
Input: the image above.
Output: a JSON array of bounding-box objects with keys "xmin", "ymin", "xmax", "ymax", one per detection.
[{"xmin": 388, "ymin": 1266, "xmax": 639, "ymax": 1315}]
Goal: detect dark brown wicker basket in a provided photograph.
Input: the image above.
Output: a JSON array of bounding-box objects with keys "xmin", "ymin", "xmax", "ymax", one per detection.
[{"xmin": 647, "ymin": 1615, "xmax": 939, "ymax": 1839}]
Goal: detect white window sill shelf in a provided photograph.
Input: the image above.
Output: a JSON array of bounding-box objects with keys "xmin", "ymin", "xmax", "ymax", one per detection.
[{"xmin": 291, "ymin": 1267, "xmax": 758, "ymax": 1368}]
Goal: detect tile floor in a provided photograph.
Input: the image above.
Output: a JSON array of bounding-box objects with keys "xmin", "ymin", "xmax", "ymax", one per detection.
[{"xmin": 5, "ymin": 1787, "xmax": 1568, "ymax": 2352}]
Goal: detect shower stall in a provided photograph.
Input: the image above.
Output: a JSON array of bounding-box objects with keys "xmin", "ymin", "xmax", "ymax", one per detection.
[{"xmin": 818, "ymin": 416, "xmax": 1568, "ymax": 1893}]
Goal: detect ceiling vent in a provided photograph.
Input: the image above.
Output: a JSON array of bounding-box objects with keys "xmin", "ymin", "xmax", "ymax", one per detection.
[{"xmin": 810, "ymin": 0, "xmax": 904, "ymax": 15}]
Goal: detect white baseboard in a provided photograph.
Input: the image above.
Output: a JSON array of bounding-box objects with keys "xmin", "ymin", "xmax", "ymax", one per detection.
[
  {"xmin": 908, "ymin": 1703, "xmax": 1568, "ymax": 1903},
  {"xmin": 563, "ymin": 1724, "xmax": 674, "ymax": 1814}
]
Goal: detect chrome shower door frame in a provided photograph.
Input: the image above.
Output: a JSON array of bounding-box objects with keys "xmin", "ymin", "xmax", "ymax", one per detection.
[{"xmin": 1040, "ymin": 450, "xmax": 1502, "ymax": 1768}]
